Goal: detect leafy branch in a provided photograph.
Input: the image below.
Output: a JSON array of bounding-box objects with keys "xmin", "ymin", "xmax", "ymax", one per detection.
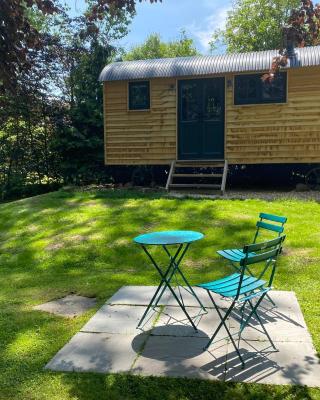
[
  {"xmin": 262, "ymin": 0, "xmax": 320, "ymax": 81},
  {"xmin": 0, "ymin": 0, "xmax": 161, "ymax": 94}
]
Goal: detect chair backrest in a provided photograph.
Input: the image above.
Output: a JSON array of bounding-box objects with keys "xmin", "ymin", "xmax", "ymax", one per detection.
[
  {"xmin": 241, "ymin": 235, "xmax": 286, "ymax": 266},
  {"xmin": 253, "ymin": 213, "xmax": 287, "ymax": 243},
  {"xmin": 237, "ymin": 235, "xmax": 286, "ymax": 298}
]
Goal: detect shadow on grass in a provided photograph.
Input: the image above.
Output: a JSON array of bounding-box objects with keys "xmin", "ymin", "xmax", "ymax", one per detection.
[
  {"xmin": 0, "ymin": 189, "xmax": 319, "ymax": 399},
  {"xmin": 60, "ymin": 372, "xmax": 315, "ymax": 400}
]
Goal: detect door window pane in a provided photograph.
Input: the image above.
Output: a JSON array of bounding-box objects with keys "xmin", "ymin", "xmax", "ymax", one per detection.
[
  {"xmin": 204, "ymin": 82, "xmax": 223, "ymax": 120},
  {"xmin": 180, "ymin": 82, "xmax": 199, "ymax": 121}
]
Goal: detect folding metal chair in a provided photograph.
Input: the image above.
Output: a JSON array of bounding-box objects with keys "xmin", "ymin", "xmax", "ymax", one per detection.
[
  {"xmin": 217, "ymin": 212, "xmax": 287, "ymax": 264},
  {"xmin": 197, "ymin": 235, "xmax": 286, "ymax": 368},
  {"xmin": 217, "ymin": 213, "xmax": 287, "ymax": 306}
]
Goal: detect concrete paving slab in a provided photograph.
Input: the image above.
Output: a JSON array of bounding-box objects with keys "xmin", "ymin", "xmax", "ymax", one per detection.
[
  {"xmin": 81, "ymin": 304, "xmax": 158, "ymax": 334},
  {"xmin": 261, "ymin": 291, "xmax": 303, "ymax": 315},
  {"xmin": 224, "ymin": 340, "xmax": 320, "ymax": 387},
  {"xmin": 257, "ymin": 307, "xmax": 308, "ymax": 330},
  {"xmin": 45, "ymin": 331, "xmax": 146, "ymax": 373},
  {"xmin": 46, "ymin": 287, "xmax": 320, "ymax": 387},
  {"xmin": 153, "ymin": 306, "xmax": 227, "ymax": 340},
  {"xmin": 107, "ymin": 286, "xmax": 171, "ymax": 306},
  {"xmin": 132, "ymin": 335, "xmax": 228, "ymax": 380},
  {"xmin": 228, "ymin": 292, "xmax": 312, "ymax": 343},
  {"xmin": 33, "ymin": 295, "xmax": 96, "ymax": 318},
  {"xmin": 229, "ymin": 317, "xmax": 312, "ymax": 344}
]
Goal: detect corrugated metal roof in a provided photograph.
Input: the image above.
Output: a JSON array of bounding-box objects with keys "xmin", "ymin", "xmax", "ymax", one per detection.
[{"xmin": 99, "ymin": 46, "xmax": 320, "ymax": 82}]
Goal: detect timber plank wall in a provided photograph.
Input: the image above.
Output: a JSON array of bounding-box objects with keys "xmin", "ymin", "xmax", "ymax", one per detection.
[
  {"xmin": 103, "ymin": 66, "xmax": 320, "ymax": 165},
  {"xmin": 104, "ymin": 78, "xmax": 176, "ymax": 165},
  {"xmin": 226, "ymin": 66, "xmax": 320, "ymax": 164}
]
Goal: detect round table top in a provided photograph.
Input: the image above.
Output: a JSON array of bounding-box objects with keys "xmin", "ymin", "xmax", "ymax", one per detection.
[{"xmin": 133, "ymin": 230, "xmax": 204, "ymax": 245}]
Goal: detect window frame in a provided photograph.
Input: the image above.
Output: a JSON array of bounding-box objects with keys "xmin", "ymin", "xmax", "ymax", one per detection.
[
  {"xmin": 128, "ymin": 80, "xmax": 151, "ymax": 111},
  {"xmin": 234, "ymin": 72, "xmax": 287, "ymax": 106}
]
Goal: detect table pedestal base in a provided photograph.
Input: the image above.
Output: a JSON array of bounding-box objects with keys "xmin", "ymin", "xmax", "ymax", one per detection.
[{"xmin": 137, "ymin": 243, "xmax": 207, "ymax": 331}]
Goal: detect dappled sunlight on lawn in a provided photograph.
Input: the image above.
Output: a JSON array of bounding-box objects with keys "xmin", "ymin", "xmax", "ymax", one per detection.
[{"xmin": 0, "ymin": 189, "xmax": 320, "ymax": 399}]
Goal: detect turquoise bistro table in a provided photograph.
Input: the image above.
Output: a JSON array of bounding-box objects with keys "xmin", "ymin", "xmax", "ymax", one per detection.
[{"xmin": 133, "ymin": 230, "xmax": 206, "ymax": 331}]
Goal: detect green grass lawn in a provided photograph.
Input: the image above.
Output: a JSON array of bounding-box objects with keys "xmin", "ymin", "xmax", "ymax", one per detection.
[{"xmin": 0, "ymin": 188, "xmax": 319, "ymax": 400}]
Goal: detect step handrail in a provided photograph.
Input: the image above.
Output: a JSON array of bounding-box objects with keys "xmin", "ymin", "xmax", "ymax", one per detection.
[
  {"xmin": 221, "ymin": 159, "xmax": 228, "ymax": 195},
  {"xmin": 166, "ymin": 160, "xmax": 175, "ymax": 191}
]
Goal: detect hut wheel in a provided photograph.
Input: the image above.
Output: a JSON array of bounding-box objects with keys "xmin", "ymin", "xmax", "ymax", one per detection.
[{"xmin": 305, "ymin": 167, "xmax": 320, "ymax": 190}]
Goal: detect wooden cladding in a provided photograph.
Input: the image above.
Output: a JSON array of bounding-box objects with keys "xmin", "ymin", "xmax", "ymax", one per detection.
[
  {"xmin": 226, "ymin": 67, "xmax": 320, "ymax": 164},
  {"xmin": 104, "ymin": 66, "xmax": 320, "ymax": 165},
  {"xmin": 104, "ymin": 79, "xmax": 176, "ymax": 165}
]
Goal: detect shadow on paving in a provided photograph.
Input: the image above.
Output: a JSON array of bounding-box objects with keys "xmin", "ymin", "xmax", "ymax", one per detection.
[
  {"xmin": 130, "ymin": 325, "xmax": 318, "ymax": 388},
  {"xmin": 132, "ymin": 326, "xmax": 210, "ymax": 360}
]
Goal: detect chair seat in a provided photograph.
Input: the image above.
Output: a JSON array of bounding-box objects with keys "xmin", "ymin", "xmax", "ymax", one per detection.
[
  {"xmin": 217, "ymin": 248, "xmax": 256, "ymax": 263},
  {"xmin": 197, "ymin": 273, "xmax": 267, "ymax": 298}
]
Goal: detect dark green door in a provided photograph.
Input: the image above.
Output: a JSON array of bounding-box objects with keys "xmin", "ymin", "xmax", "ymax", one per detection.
[{"xmin": 178, "ymin": 78, "xmax": 225, "ymax": 160}]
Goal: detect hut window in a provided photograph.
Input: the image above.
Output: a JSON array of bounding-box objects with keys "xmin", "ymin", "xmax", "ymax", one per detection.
[
  {"xmin": 128, "ymin": 81, "xmax": 150, "ymax": 110},
  {"xmin": 234, "ymin": 72, "xmax": 286, "ymax": 105}
]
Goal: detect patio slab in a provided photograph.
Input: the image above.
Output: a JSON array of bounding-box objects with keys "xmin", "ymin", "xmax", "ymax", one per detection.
[
  {"xmin": 228, "ymin": 291, "xmax": 312, "ymax": 343},
  {"xmin": 33, "ymin": 295, "xmax": 96, "ymax": 318},
  {"xmin": 224, "ymin": 340, "xmax": 320, "ymax": 387},
  {"xmin": 107, "ymin": 285, "xmax": 171, "ymax": 306},
  {"xmin": 46, "ymin": 286, "xmax": 320, "ymax": 387},
  {"xmin": 80, "ymin": 304, "xmax": 158, "ymax": 334},
  {"xmin": 260, "ymin": 291, "xmax": 304, "ymax": 314},
  {"xmin": 45, "ymin": 331, "xmax": 146, "ymax": 373}
]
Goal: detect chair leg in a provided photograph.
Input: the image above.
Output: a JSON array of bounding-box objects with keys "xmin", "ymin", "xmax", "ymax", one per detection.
[
  {"xmin": 240, "ymin": 294, "xmax": 264, "ymax": 333},
  {"xmin": 238, "ymin": 300, "xmax": 247, "ymax": 346},
  {"xmin": 205, "ymin": 291, "xmax": 245, "ymax": 368},
  {"xmin": 247, "ymin": 299, "xmax": 277, "ymax": 350},
  {"xmin": 264, "ymin": 293, "xmax": 276, "ymax": 307},
  {"xmin": 239, "ymin": 293, "xmax": 276, "ymax": 349}
]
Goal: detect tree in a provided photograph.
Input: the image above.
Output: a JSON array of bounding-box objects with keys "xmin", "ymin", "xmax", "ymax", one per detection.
[
  {"xmin": 52, "ymin": 41, "xmax": 113, "ymax": 184},
  {"xmin": 0, "ymin": 0, "xmax": 134, "ymax": 198},
  {"xmin": 123, "ymin": 32, "xmax": 199, "ymax": 60},
  {"xmin": 0, "ymin": 0, "xmax": 59, "ymax": 93},
  {"xmin": 50, "ymin": 4, "xmax": 134, "ymax": 185},
  {"xmin": 211, "ymin": 0, "xmax": 300, "ymax": 53},
  {"xmin": 263, "ymin": 0, "xmax": 320, "ymax": 81},
  {"xmin": 0, "ymin": 8, "xmax": 67, "ymax": 199},
  {"xmin": 0, "ymin": 0, "xmax": 160, "ymax": 93}
]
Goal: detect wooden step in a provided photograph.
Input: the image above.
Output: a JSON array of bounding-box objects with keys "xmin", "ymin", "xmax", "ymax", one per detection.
[
  {"xmin": 169, "ymin": 184, "xmax": 222, "ymax": 189},
  {"xmin": 166, "ymin": 159, "xmax": 228, "ymax": 195},
  {"xmin": 173, "ymin": 173, "xmax": 223, "ymax": 178},
  {"xmin": 175, "ymin": 163, "xmax": 225, "ymax": 168},
  {"xmin": 176, "ymin": 159, "xmax": 224, "ymax": 163}
]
